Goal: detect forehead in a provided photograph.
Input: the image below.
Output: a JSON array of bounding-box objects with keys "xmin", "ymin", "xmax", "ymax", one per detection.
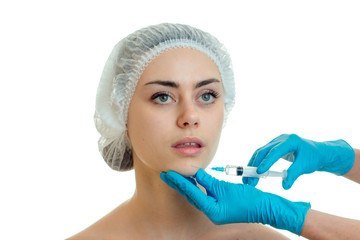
[{"xmin": 139, "ymin": 48, "xmax": 222, "ymax": 84}]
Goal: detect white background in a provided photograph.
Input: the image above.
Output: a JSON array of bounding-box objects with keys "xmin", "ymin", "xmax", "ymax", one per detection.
[{"xmin": 1, "ymin": 1, "xmax": 359, "ymax": 239}]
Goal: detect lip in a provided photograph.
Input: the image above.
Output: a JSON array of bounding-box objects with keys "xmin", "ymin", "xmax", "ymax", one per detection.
[{"xmin": 171, "ymin": 137, "xmax": 205, "ymax": 156}]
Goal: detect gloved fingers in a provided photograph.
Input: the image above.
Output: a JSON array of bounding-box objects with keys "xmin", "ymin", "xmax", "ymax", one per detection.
[
  {"xmin": 247, "ymin": 141, "xmax": 279, "ymax": 167},
  {"xmin": 194, "ymin": 169, "xmax": 220, "ymax": 198},
  {"xmin": 281, "ymin": 152, "xmax": 296, "ymax": 162},
  {"xmin": 282, "ymin": 158, "xmax": 306, "ymax": 190},
  {"xmin": 184, "ymin": 176, "xmax": 200, "ymax": 207},
  {"xmin": 242, "ymin": 176, "xmax": 259, "ymax": 186},
  {"xmin": 248, "ymin": 134, "xmax": 298, "ymax": 168},
  {"xmin": 160, "ymin": 172, "xmax": 188, "ymax": 196},
  {"xmin": 185, "ymin": 176, "xmax": 197, "ymax": 186},
  {"xmin": 244, "ymin": 134, "xmax": 300, "ymax": 185},
  {"xmin": 244, "ymin": 141, "xmax": 279, "ymax": 186},
  {"xmin": 257, "ymin": 140, "xmax": 297, "ymax": 174},
  {"xmin": 162, "ymin": 171, "xmax": 215, "ymax": 212},
  {"xmin": 243, "ymin": 149, "xmax": 260, "ymax": 185},
  {"xmin": 161, "ymin": 173, "xmax": 202, "ymax": 210}
]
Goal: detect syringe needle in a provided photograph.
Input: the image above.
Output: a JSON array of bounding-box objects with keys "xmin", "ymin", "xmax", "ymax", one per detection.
[{"xmin": 211, "ymin": 167, "xmax": 225, "ymax": 172}]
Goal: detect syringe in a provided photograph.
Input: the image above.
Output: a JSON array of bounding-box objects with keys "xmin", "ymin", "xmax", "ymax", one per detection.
[{"xmin": 211, "ymin": 165, "xmax": 287, "ymax": 179}]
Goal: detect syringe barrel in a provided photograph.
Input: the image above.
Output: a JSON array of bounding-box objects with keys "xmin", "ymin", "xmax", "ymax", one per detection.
[
  {"xmin": 225, "ymin": 165, "xmax": 287, "ymax": 179},
  {"xmin": 242, "ymin": 166, "xmax": 266, "ymax": 178},
  {"xmin": 224, "ymin": 165, "xmax": 241, "ymax": 175},
  {"xmin": 266, "ymin": 170, "xmax": 287, "ymax": 178},
  {"xmin": 225, "ymin": 165, "xmax": 265, "ymax": 177}
]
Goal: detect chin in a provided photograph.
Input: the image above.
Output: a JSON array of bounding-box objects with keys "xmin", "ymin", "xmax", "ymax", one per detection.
[
  {"xmin": 164, "ymin": 161, "xmax": 205, "ymax": 177},
  {"xmin": 176, "ymin": 169, "xmax": 198, "ymax": 177}
]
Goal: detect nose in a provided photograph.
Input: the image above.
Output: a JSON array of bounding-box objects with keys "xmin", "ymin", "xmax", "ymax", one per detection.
[{"xmin": 177, "ymin": 100, "xmax": 199, "ymax": 128}]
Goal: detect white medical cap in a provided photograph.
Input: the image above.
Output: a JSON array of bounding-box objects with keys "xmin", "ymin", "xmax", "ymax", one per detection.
[{"xmin": 94, "ymin": 23, "xmax": 235, "ymax": 171}]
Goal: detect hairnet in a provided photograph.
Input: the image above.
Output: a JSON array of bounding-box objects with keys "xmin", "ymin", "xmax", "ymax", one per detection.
[{"xmin": 94, "ymin": 23, "xmax": 235, "ymax": 171}]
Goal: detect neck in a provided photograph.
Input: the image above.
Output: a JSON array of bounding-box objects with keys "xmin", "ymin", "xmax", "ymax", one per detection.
[{"xmin": 128, "ymin": 159, "xmax": 212, "ymax": 238}]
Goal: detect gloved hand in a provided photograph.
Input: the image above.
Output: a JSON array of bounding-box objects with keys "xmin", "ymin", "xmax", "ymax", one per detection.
[
  {"xmin": 161, "ymin": 169, "xmax": 311, "ymax": 235},
  {"xmin": 243, "ymin": 134, "xmax": 355, "ymax": 189}
]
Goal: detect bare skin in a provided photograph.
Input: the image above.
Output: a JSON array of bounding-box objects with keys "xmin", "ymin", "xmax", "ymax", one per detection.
[
  {"xmin": 68, "ymin": 159, "xmax": 287, "ymax": 240},
  {"xmin": 67, "ymin": 48, "xmax": 288, "ymax": 239},
  {"xmin": 300, "ymin": 149, "xmax": 360, "ymax": 239},
  {"xmin": 344, "ymin": 148, "xmax": 360, "ymax": 183},
  {"xmin": 301, "ymin": 209, "xmax": 360, "ymax": 240}
]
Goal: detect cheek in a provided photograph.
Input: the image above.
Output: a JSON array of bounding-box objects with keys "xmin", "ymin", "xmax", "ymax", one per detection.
[
  {"xmin": 204, "ymin": 106, "xmax": 224, "ymax": 150},
  {"xmin": 208, "ymin": 104, "xmax": 224, "ymax": 129},
  {"xmin": 141, "ymin": 114, "xmax": 169, "ymax": 143},
  {"xmin": 128, "ymin": 106, "xmax": 170, "ymax": 157}
]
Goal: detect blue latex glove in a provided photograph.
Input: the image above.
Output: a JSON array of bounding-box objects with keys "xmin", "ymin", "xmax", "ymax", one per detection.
[
  {"xmin": 243, "ymin": 134, "xmax": 355, "ymax": 189},
  {"xmin": 161, "ymin": 169, "xmax": 311, "ymax": 235}
]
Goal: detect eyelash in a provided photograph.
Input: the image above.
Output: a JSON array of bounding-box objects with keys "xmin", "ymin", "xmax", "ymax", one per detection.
[
  {"xmin": 197, "ymin": 90, "xmax": 220, "ymax": 105},
  {"xmin": 202, "ymin": 89, "xmax": 220, "ymax": 100},
  {"xmin": 150, "ymin": 90, "xmax": 220, "ymax": 105}
]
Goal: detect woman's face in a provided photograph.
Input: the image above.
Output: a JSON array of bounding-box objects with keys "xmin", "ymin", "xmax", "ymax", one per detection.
[{"xmin": 127, "ymin": 48, "xmax": 224, "ymax": 176}]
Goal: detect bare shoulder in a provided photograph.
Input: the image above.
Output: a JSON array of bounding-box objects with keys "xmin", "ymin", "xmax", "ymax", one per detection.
[
  {"xmin": 202, "ymin": 223, "xmax": 289, "ymax": 240},
  {"xmin": 66, "ymin": 201, "xmax": 133, "ymax": 240},
  {"xmin": 66, "ymin": 200, "xmax": 289, "ymax": 240}
]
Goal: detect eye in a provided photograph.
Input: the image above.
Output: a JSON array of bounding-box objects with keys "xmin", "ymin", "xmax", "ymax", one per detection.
[
  {"xmin": 151, "ymin": 92, "xmax": 175, "ymax": 104},
  {"xmin": 157, "ymin": 94, "xmax": 170, "ymax": 103},
  {"xmin": 200, "ymin": 93, "xmax": 213, "ymax": 102},
  {"xmin": 198, "ymin": 90, "xmax": 219, "ymax": 104}
]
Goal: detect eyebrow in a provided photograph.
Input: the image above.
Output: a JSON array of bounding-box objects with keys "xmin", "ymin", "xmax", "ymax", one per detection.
[{"xmin": 144, "ymin": 78, "xmax": 221, "ymax": 89}]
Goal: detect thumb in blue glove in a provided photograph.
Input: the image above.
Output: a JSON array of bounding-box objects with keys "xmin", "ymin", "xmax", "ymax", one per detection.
[{"xmin": 161, "ymin": 169, "xmax": 311, "ymax": 235}]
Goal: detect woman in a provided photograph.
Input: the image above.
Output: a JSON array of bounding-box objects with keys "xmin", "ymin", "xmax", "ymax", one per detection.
[{"xmin": 68, "ymin": 23, "xmax": 287, "ymax": 239}]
